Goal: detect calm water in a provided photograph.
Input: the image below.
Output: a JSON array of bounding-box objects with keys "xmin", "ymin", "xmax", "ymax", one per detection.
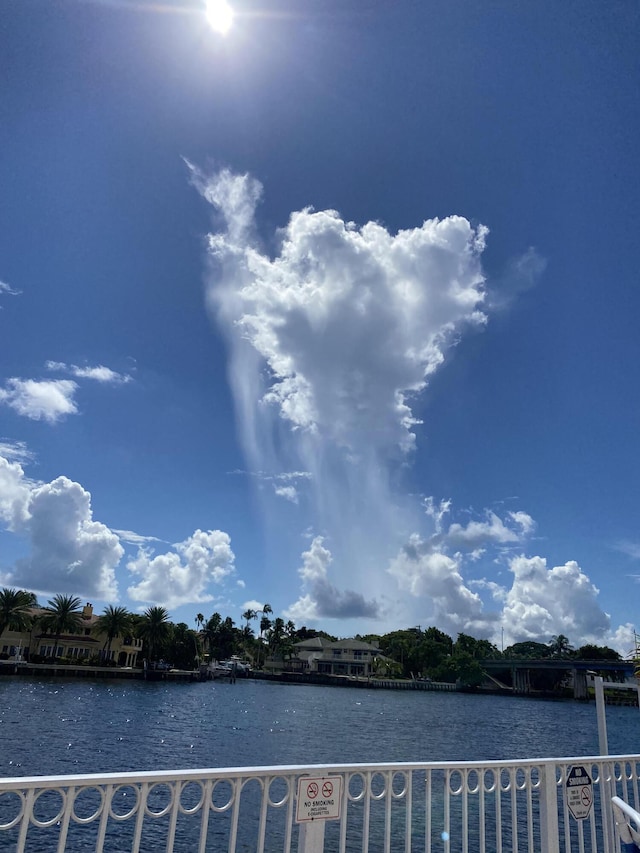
[{"xmin": 1, "ymin": 676, "xmax": 640, "ymax": 778}]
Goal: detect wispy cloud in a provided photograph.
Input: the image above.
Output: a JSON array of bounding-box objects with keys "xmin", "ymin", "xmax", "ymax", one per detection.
[
  {"xmin": 0, "ymin": 378, "xmax": 78, "ymax": 423},
  {"xmin": 488, "ymin": 247, "xmax": 547, "ymax": 310},
  {"xmin": 613, "ymin": 540, "xmax": 640, "ymax": 560},
  {"xmin": 46, "ymin": 361, "xmax": 133, "ymax": 384},
  {"xmin": 0, "ymin": 280, "xmax": 21, "ymax": 300},
  {"xmin": 230, "ymin": 469, "xmax": 312, "ymax": 504},
  {"xmin": 112, "ymin": 528, "xmax": 165, "ymax": 546},
  {"xmin": 0, "ymin": 440, "xmax": 35, "ymax": 464}
]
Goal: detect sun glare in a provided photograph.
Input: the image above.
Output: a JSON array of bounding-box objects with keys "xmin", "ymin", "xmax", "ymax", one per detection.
[{"xmin": 205, "ymin": 0, "xmax": 234, "ymax": 35}]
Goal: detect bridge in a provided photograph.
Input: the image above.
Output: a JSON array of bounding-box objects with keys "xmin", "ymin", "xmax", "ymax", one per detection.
[{"xmin": 480, "ymin": 659, "xmax": 635, "ymax": 699}]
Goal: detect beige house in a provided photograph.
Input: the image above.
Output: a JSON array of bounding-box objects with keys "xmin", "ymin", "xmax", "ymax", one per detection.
[
  {"xmin": 0, "ymin": 603, "xmax": 142, "ymax": 668},
  {"xmin": 278, "ymin": 637, "xmax": 383, "ymax": 677}
]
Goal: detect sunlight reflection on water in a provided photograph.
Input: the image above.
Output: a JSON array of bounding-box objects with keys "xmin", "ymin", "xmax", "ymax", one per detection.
[{"xmin": 1, "ymin": 676, "xmax": 639, "ymax": 777}]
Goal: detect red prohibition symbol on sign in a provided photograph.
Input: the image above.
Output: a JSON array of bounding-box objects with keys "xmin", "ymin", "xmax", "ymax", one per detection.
[
  {"xmin": 307, "ymin": 782, "xmax": 319, "ymax": 799},
  {"xmin": 581, "ymin": 787, "xmax": 592, "ymax": 806},
  {"xmin": 322, "ymin": 781, "xmax": 334, "ymax": 798}
]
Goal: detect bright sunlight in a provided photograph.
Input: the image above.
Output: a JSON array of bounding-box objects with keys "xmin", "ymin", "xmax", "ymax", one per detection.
[{"xmin": 204, "ymin": 0, "xmax": 234, "ymax": 35}]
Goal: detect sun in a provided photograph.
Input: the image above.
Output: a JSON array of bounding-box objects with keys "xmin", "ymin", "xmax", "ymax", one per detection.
[{"xmin": 204, "ymin": 0, "xmax": 234, "ymax": 35}]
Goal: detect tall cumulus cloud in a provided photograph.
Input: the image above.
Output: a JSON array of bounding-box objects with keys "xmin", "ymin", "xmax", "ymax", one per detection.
[
  {"xmin": 191, "ymin": 165, "xmax": 625, "ymax": 649},
  {"xmin": 191, "ymin": 165, "xmax": 488, "ymax": 617}
]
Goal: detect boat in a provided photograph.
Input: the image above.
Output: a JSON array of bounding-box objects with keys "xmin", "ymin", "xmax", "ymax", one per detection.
[
  {"xmin": 206, "ymin": 660, "xmax": 234, "ymax": 679},
  {"xmin": 220, "ymin": 656, "xmax": 251, "ymax": 676}
]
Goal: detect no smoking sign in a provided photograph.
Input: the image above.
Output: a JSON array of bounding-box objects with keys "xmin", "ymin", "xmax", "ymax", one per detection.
[
  {"xmin": 296, "ymin": 776, "xmax": 343, "ymax": 823},
  {"xmin": 566, "ymin": 765, "xmax": 593, "ymax": 821}
]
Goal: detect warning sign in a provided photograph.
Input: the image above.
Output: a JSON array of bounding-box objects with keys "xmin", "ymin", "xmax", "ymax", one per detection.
[
  {"xmin": 566, "ymin": 765, "xmax": 593, "ymax": 821},
  {"xmin": 295, "ymin": 776, "xmax": 343, "ymax": 822}
]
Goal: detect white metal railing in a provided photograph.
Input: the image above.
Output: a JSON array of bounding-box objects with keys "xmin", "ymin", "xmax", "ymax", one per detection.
[
  {"xmin": 612, "ymin": 796, "xmax": 640, "ymax": 850},
  {"xmin": 2, "ymin": 755, "xmax": 640, "ymax": 853}
]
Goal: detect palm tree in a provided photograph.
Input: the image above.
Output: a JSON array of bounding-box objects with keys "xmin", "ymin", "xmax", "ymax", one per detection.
[
  {"xmin": 256, "ymin": 604, "xmax": 274, "ymax": 670},
  {"xmin": 0, "ymin": 588, "xmax": 35, "ymax": 640},
  {"xmin": 259, "ymin": 614, "xmax": 271, "ymax": 637},
  {"xmin": 95, "ymin": 605, "xmax": 132, "ymax": 663},
  {"xmin": 549, "ymin": 634, "xmax": 573, "ymax": 659},
  {"xmin": 202, "ymin": 612, "xmax": 222, "ymax": 660},
  {"xmin": 194, "ymin": 613, "xmax": 205, "ymax": 662},
  {"xmin": 242, "ymin": 608, "xmax": 257, "ymax": 632},
  {"xmin": 268, "ymin": 617, "xmax": 286, "ymax": 654},
  {"xmin": 38, "ymin": 595, "xmax": 83, "ymax": 660},
  {"xmin": 218, "ymin": 616, "xmax": 237, "ymax": 660},
  {"xmin": 137, "ymin": 606, "xmax": 171, "ymax": 662}
]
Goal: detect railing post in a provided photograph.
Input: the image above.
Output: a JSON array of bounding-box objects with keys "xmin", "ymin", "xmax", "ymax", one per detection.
[
  {"xmin": 298, "ymin": 820, "xmax": 326, "ymax": 853},
  {"xmin": 594, "ymin": 677, "xmax": 609, "ymax": 756},
  {"xmin": 539, "ymin": 763, "xmax": 560, "ymax": 853}
]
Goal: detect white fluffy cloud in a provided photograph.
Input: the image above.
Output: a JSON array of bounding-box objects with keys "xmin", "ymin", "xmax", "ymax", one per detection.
[
  {"xmin": 0, "ymin": 378, "xmax": 78, "ymax": 423},
  {"xmin": 0, "ymin": 362, "xmax": 132, "ymax": 423},
  {"xmin": 446, "ymin": 510, "xmax": 535, "ymax": 549},
  {"xmin": 196, "ymin": 166, "xmax": 487, "ymax": 457},
  {"xmin": 0, "ymin": 455, "xmax": 31, "ymax": 529},
  {"xmin": 388, "ymin": 533, "xmax": 493, "ymax": 636},
  {"xmin": 387, "ymin": 500, "xmax": 627, "ymax": 648},
  {"xmin": 500, "ymin": 556, "xmax": 611, "ymax": 646},
  {"xmin": 274, "ymin": 485, "xmax": 298, "ymax": 503},
  {"xmin": 285, "ymin": 536, "xmax": 380, "ymax": 622},
  {"xmin": 127, "ymin": 529, "xmax": 235, "ymax": 608},
  {"xmin": 46, "ymin": 361, "xmax": 132, "ymax": 384},
  {"xmin": 0, "ymin": 455, "xmax": 122, "ymax": 598}
]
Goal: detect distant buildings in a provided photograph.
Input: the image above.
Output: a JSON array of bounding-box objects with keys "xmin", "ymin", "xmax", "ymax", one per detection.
[{"xmin": 0, "ymin": 603, "xmax": 142, "ymax": 668}]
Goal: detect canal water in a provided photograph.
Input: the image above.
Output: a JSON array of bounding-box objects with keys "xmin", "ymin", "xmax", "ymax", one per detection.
[{"xmin": 2, "ymin": 676, "xmax": 640, "ymax": 777}]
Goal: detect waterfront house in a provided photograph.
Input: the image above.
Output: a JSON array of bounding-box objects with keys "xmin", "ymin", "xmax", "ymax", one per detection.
[
  {"xmin": 0, "ymin": 603, "xmax": 143, "ymax": 668},
  {"xmin": 264, "ymin": 636, "xmax": 383, "ymax": 677}
]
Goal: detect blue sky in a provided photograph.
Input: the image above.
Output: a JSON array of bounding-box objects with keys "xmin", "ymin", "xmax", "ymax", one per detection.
[{"xmin": 1, "ymin": 0, "xmax": 639, "ymax": 650}]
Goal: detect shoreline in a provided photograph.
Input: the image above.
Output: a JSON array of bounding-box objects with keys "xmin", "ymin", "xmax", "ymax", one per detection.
[{"xmin": 2, "ymin": 661, "xmax": 637, "ymax": 704}]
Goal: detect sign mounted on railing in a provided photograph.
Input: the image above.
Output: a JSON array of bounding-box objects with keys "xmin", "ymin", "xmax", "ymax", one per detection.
[
  {"xmin": 566, "ymin": 765, "xmax": 593, "ymax": 821},
  {"xmin": 296, "ymin": 775, "xmax": 343, "ymax": 822}
]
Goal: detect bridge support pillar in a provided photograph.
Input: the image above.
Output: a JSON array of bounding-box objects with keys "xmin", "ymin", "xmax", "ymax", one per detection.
[
  {"xmin": 512, "ymin": 666, "xmax": 531, "ymax": 694},
  {"xmin": 573, "ymin": 668, "xmax": 588, "ymax": 700}
]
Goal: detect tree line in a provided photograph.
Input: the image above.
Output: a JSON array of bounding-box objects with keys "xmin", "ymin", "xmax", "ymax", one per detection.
[
  {"xmin": 0, "ymin": 587, "xmax": 623, "ymax": 679},
  {"xmin": 360, "ymin": 628, "xmax": 622, "ymax": 687},
  {"xmin": 0, "ymin": 588, "xmax": 334, "ymax": 669}
]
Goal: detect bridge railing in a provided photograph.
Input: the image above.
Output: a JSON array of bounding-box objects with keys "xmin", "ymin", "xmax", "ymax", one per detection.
[{"xmin": 2, "ymin": 755, "xmax": 639, "ymax": 853}]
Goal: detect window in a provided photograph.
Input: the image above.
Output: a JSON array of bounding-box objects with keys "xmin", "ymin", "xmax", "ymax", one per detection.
[{"xmin": 332, "ymin": 649, "xmax": 341, "ymax": 657}]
